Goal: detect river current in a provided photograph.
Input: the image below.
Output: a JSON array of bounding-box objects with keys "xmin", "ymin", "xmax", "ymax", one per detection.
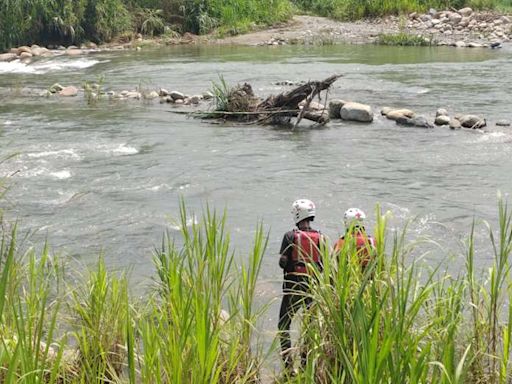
[{"xmin": 0, "ymin": 44, "xmax": 511, "ymax": 300}]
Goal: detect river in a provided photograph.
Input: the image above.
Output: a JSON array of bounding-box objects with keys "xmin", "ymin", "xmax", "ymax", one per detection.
[{"xmin": 0, "ymin": 44, "xmax": 511, "ymax": 302}]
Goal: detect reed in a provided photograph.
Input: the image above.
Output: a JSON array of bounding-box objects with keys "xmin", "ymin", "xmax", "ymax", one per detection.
[{"xmin": 1, "ymin": 198, "xmax": 512, "ymax": 383}]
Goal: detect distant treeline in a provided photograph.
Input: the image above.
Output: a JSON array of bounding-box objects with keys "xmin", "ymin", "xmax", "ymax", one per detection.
[{"xmin": 0, "ymin": 0, "xmax": 510, "ymax": 51}]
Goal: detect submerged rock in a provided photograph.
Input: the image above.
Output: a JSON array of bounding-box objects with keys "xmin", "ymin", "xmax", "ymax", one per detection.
[
  {"xmin": 340, "ymin": 102, "xmax": 373, "ymax": 122},
  {"xmin": 496, "ymin": 119, "xmax": 511, "ymax": 127}
]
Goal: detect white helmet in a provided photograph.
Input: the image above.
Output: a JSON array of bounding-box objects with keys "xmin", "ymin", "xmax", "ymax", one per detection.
[
  {"xmin": 291, "ymin": 199, "xmax": 316, "ymax": 224},
  {"xmin": 344, "ymin": 208, "xmax": 366, "ymax": 228}
]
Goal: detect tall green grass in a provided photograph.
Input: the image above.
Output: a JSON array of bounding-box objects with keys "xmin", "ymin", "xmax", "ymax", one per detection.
[{"xmin": 1, "ymin": 199, "xmax": 512, "ymax": 382}]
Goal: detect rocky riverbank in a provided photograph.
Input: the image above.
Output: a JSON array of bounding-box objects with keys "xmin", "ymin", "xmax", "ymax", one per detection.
[{"xmin": 217, "ymin": 9, "xmax": 511, "ymax": 48}]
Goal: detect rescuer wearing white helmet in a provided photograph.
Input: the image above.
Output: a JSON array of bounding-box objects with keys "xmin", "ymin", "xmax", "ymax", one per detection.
[
  {"xmin": 278, "ymin": 199, "xmax": 325, "ymax": 372},
  {"xmin": 334, "ymin": 208, "xmax": 376, "ymax": 269}
]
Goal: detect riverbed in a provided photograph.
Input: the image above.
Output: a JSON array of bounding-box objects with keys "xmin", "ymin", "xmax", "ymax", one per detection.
[{"xmin": 0, "ymin": 44, "xmax": 511, "ymax": 299}]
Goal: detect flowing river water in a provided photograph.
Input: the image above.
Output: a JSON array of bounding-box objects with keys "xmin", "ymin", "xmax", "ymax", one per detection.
[{"xmin": 1, "ymin": 45, "xmax": 512, "ymax": 331}]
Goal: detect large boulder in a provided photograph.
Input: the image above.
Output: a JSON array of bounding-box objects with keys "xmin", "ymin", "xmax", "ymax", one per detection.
[
  {"xmin": 459, "ymin": 114, "xmax": 485, "ymax": 128},
  {"xmin": 396, "ymin": 115, "xmax": 434, "ymax": 128},
  {"xmin": 0, "ymin": 53, "xmax": 18, "ymax": 62},
  {"xmin": 340, "ymin": 102, "xmax": 373, "ymax": 123},
  {"xmin": 328, "ymin": 99, "xmax": 346, "ymax": 119},
  {"xmin": 386, "ymin": 109, "xmax": 415, "ymax": 121}
]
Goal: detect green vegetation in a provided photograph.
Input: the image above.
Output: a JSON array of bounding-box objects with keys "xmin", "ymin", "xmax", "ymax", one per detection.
[
  {"xmin": 376, "ymin": 32, "xmax": 434, "ymax": 46},
  {"xmin": 293, "ymin": 0, "xmax": 512, "ymax": 20},
  {"xmin": 0, "ymin": 0, "xmax": 292, "ymax": 52},
  {"xmin": 1, "ymin": 198, "xmax": 512, "ymax": 382},
  {"xmin": 1, "ymin": 0, "xmax": 511, "ymax": 51}
]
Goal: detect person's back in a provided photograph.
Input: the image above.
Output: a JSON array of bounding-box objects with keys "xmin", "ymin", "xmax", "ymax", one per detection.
[
  {"xmin": 334, "ymin": 208, "xmax": 376, "ymax": 269},
  {"xmin": 278, "ymin": 199, "xmax": 324, "ymax": 373}
]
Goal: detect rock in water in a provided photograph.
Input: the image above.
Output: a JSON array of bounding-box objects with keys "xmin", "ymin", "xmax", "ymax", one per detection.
[
  {"xmin": 435, "ymin": 115, "xmax": 450, "ymax": 126},
  {"xmin": 340, "ymin": 102, "xmax": 373, "ymax": 122},
  {"xmin": 386, "ymin": 109, "xmax": 415, "ymax": 121},
  {"xmin": 59, "ymin": 86, "xmax": 78, "ymax": 97},
  {"xmin": 396, "ymin": 115, "xmax": 434, "ymax": 128},
  {"xmin": 0, "ymin": 53, "xmax": 18, "ymax": 62},
  {"xmin": 496, "ymin": 119, "xmax": 511, "ymax": 127},
  {"xmin": 449, "ymin": 118, "xmax": 462, "ymax": 129},
  {"xmin": 459, "ymin": 114, "xmax": 485, "ymax": 128},
  {"xmin": 328, "ymin": 99, "xmax": 346, "ymax": 119}
]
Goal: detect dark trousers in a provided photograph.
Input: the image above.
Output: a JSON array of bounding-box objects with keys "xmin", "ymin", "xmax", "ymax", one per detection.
[{"xmin": 278, "ymin": 275, "xmax": 312, "ymax": 368}]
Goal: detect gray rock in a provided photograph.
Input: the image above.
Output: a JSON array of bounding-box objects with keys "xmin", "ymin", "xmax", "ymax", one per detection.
[
  {"xmin": 468, "ymin": 42, "xmax": 484, "ymax": 48},
  {"xmin": 386, "ymin": 109, "xmax": 415, "ymax": 120},
  {"xmin": 19, "ymin": 52, "xmax": 32, "ymax": 59},
  {"xmin": 31, "ymin": 47, "xmax": 44, "ymax": 56},
  {"xmin": 428, "ymin": 8, "xmax": 438, "ymax": 17},
  {"xmin": 459, "ymin": 114, "xmax": 485, "ymax": 128},
  {"xmin": 170, "ymin": 91, "xmax": 185, "ymax": 101},
  {"xmin": 159, "ymin": 88, "xmax": 169, "ymax": 97},
  {"xmin": 340, "ymin": 102, "xmax": 374, "ymax": 123},
  {"xmin": 432, "ymin": 18, "xmax": 442, "ymax": 25},
  {"xmin": 396, "ymin": 115, "xmax": 434, "ymax": 128},
  {"xmin": 496, "ymin": 119, "xmax": 511, "ymax": 127},
  {"xmin": 59, "ymin": 86, "xmax": 78, "ymax": 97},
  {"xmin": 0, "ymin": 53, "xmax": 18, "ymax": 62},
  {"xmin": 449, "ymin": 13, "xmax": 463, "ymax": 24},
  {"xmin": 164, "ymin": 96, "xmax": 173, "ymax": 103},
  {"xmin": 435, "ymin": 115, "xmax": 451, "ymax": 125},
  {"xmin": 458, "ymin": 7, "xmax": 473, "ymax": 17},
  {"xmin": 455, "ymin": 41, "xmax": 466, "ymax": 48},
  {"xmin": 436, "ymin": 108, "xmax": 448, "ymax": 117},
  {"xmin": 175, "ymin": 99, "xmax": 184, "ymax": 105},
  {"xmin": 328, "ymin": 99, "xmax": 346, "ymax": 119},
  {"xmin": 449, "ymin": 118, "xmax": 462, "ymax": 129}
]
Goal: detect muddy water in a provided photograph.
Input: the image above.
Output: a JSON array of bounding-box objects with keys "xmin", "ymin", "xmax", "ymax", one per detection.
[{"xmin": 0, "ymin": 45, "xmax": 511, "ymax": 303}]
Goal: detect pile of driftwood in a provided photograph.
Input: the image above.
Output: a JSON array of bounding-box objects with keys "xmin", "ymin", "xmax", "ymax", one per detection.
[{"xmin": 202, "ymin": 74, "xmax": 341, "ymax": 128}]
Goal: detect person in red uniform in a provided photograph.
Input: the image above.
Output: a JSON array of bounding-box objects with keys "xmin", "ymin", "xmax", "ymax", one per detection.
[
  {"xmin": 278, "ymin": 199, "xmax": 325, "ymax": 372},
  {"xmin": 334, "ymin": 208, "xmax": 376, "ymax": 270}
]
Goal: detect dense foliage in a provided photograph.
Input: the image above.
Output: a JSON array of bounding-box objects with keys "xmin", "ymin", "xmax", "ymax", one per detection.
[
  {"xmin": 0, "ymin": 0, "xmax": 292, "ymax": 51},
  {"xmin": 1, "ymin": 200, "xmax": 512, "ymax": 383},
  {"xmin": 1, "ymin": 0, "xmax": 511, "ymax": 51}
]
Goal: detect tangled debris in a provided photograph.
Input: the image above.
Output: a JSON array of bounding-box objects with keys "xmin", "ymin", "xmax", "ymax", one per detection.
[{"xmin": 199, "ymin": 74, "xmax": 342, "ymax": 128}]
